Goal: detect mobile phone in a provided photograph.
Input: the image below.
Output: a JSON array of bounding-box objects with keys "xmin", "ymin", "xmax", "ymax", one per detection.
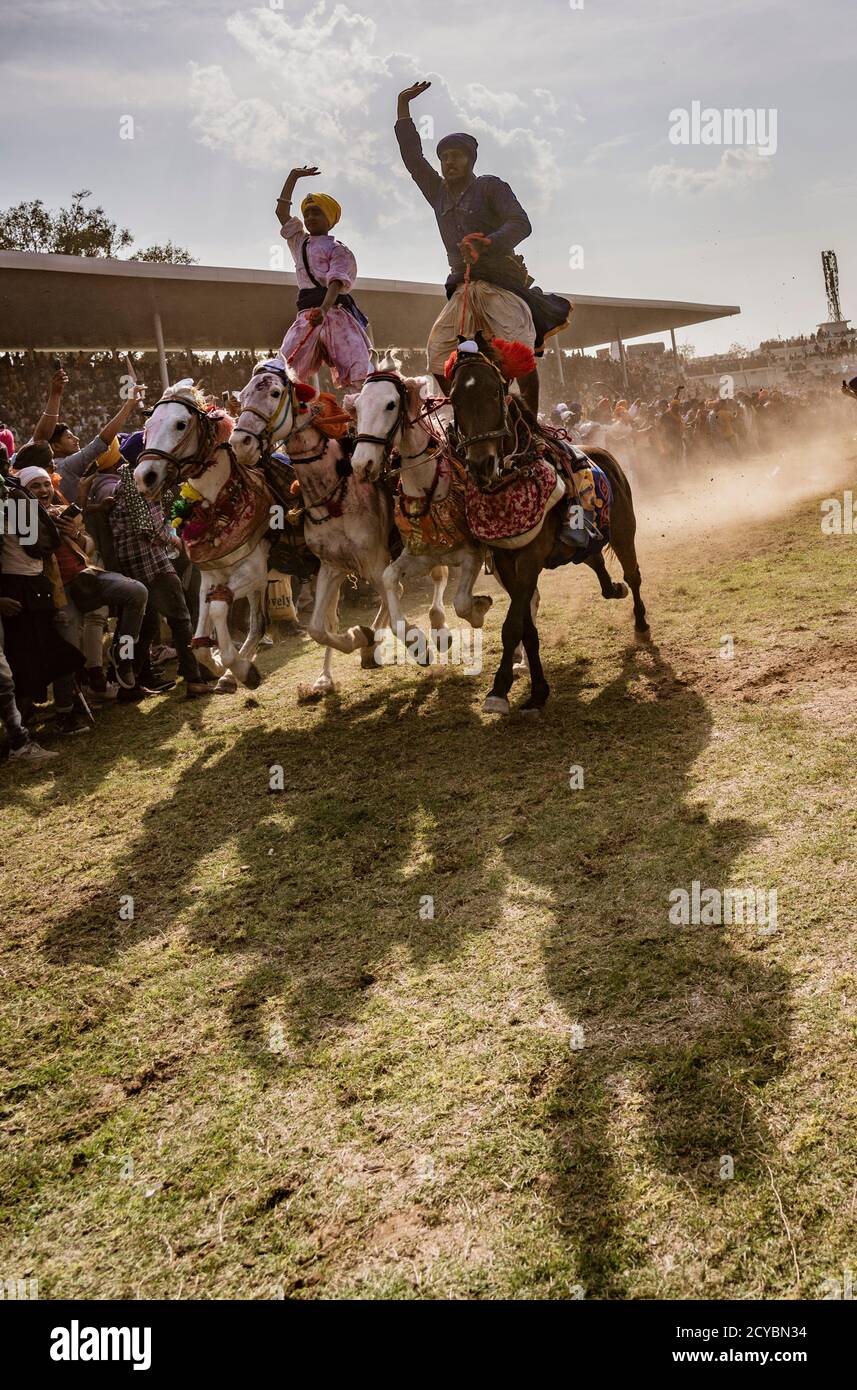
[
  {"xmin": 51, "ymin": 355, "xmax": 63, "ymax": 371},
  {"xmin": 60, "ymin": 503, "xmax": 82, "ymax": 520}
]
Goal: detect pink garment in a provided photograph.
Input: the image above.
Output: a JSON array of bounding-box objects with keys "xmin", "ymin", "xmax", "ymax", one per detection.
[
  {"xmin": 279, "ymin": 216, "xmax": 372, "ymax": 387},
  {"xmin": 0, "ymin": 427, "xmax": 14, "ymax": 458},
  {"xmin": 280, "ymin": 216, "xmax": 358, "ymax": 292}
]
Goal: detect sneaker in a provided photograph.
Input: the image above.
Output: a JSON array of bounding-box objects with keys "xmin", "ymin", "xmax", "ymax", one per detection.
[
  {"xmin": 9, "ymin": 740, "xmax": 59, "ymax": 763},
  {"xmin": 142, "ymin": 676, "xmax": 177, "ymax": 694},
  {"xmin": 55, "ymin": 711, "xmax": 91, "ymax": 736},
  {"xmin": 151, "ymin": 643, "xmax": 177, "ymax": 666},
  {"xmin": 113, "ymin": 657, "xmax": 136, "ymax": 690}
]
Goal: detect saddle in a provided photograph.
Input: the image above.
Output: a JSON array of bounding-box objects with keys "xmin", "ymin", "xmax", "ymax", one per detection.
[{"xmin": 464, "ymin": 455, "xmax": 565, "ymax": 549}]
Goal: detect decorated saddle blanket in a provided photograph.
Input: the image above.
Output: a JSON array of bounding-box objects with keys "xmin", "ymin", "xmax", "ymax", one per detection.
[
  {"xmin": 464, "ymin": 455, "xmax": 565, "ymax": 548},
  {"xmin": 395, "ymin": 454, "xmax": 470, "ymax": 554},
  {"xmin": 570, "ymin": 461, "xmax": 612, "ymax": 564},
  {"xmin": 183, "ymin": 462, "xmax": 272, "ymax": 567}
]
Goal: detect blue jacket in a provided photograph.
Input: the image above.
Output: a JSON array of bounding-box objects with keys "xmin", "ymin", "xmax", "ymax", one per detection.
[{"xmin": 395, "ymin": 118, "xmax": 532, "ymax": 277}]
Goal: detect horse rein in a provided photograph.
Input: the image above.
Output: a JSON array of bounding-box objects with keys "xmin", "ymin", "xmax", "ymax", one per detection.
[
  {"xmin": 137, "ymin": 397, "xmax": 230, "ymax": 486},
  {"xmin": 449, "ymin": 351, "xmax": 536, "ymax": 480},
  {"xmin": 354, "ymin": 372, "xmax": 442, "ymax": 478},
  {"xmin": 235, "ymin": 367, "xmax": 297, "ymax": 457}
]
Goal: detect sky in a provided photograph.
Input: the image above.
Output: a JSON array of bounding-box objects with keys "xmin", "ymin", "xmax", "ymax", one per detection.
[{"xmin": 1, "ymin": 0, "xmax": 855, "ymax": 355}]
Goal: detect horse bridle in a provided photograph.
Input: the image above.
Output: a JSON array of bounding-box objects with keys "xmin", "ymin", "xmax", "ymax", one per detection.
[
  {"xmin": 353, "ymin": 371, "xmax": 440, "ymax": 476},
  {"xmin": 235, "ymin": 364, "xmax": 297, "ymax": 457},
  {"xmin": 137, "ymin": 397, "xmax": 228, "ymax": 485},
  {"xmin": 449, "ymin": 351, "xmax": 512, "ymax": 451}
]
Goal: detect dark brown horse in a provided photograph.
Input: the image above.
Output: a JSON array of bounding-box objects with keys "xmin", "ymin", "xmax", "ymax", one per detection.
[{"xmin": 449, "ymin": 335, "xmax": 650, "ymax": 714}]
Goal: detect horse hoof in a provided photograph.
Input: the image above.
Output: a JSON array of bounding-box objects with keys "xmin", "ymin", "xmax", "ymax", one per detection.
[
  {"xmin": 520, "ymin": 703, "xmax": 545, "ymax": 716},
  {"xmin": 214, "ymin": 676, "xmax": 238, "ymax": 694},
  {"xmin": 611, "ymin": 582, "xmax": 629, "ymax": 599},
  {"xmin": 483, "ymin": 695, "xmax": 511, "ymax": 716},
  {"xmin": 511, "ymin": 662, "xmax": 527, "ymax": 680},
  {"xmin": 634, "ymin": 627, "xmax": 652, "ymax": 646},
  {"xmin": 297, "ymin": 679, "xmax": 333, "ymax": 703},
  {"xmin": 245, "ymin": 664, "xmax": 262, "ymax": 689}
]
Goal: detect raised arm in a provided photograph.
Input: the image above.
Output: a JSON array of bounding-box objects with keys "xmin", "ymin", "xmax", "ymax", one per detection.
[
  {"xmin": 32, "ymin": 367, "xmax": 68, "ymax": 443},
  {"xmin": 395, "ymin": 81, "xmax": 442, "ymax": 205},
  {"xmin": 275, "ymin": 166, "xmax": 320, "ymax": 226},
  {"xmin": 97, "ymin": 386, "xmax": 144, "ymax": 448}
]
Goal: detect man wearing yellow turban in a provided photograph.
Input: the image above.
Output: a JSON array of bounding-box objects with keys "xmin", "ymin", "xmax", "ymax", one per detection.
[{"xmin": 274, "ymin": 167, "xmax": 372, "ymax": 388}]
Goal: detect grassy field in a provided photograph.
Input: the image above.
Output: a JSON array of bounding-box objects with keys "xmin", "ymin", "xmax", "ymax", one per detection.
[{"xmin": 2, "ymin": 449, "xmax": 856, "ymax": 1300}]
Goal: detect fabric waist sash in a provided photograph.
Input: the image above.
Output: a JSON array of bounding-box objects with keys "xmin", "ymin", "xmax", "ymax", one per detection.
[{"xmin": 296, "ymin": 287, "xmax": 369, "ymax": 330}]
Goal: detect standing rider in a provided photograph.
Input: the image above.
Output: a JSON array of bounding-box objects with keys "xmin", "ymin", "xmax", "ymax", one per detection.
[{"xmin": 395, "ymin": 80, "xmax": 570, "ymax": 415}]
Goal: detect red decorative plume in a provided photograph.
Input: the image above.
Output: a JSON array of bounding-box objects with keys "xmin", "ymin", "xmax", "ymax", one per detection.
[
  {"xmin": 443, "ymin": 349, "xmax": 459, "ymax": 381},
  {"xmin": 294, "ymin": 381, "xmax": 317, "ymax": 403},
  {"xmin": 491, "ymin": 338, "xmax": 536, "ymax": 380}
]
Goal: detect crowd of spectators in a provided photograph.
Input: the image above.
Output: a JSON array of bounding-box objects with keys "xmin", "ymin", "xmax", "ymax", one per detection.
[{"xmin": 1, "ymin": 353, "xmax": 853, "ymax": 768}]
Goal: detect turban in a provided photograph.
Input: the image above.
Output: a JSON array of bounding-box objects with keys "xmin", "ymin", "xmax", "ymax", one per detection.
[
  {"xmin": 120, "ymin": 431, "xmax": 145, "ymax": 467},
  {"xmin": 437, "ymin": 132, "xmax": 478, "ymax": 162},
  {"xmin": 301, "ymin": 193, "xmax": 341, "ymax": 230},
  {"xmin": 18, "ymin": 465, "xmax": 52, "ymax": 488},
  {"xmin": 95, "ymin": 436, "xmax": 121, "ymax": 472}
]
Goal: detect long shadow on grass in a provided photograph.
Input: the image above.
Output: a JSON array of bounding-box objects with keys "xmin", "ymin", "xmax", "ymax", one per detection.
[
  {"xmin": 39, "ymin": 632, "xmax": 788, "ymax": 1298},
  {"xmin": 501, "ymin": 644, "xmax": 791, "ymax": 1297}
]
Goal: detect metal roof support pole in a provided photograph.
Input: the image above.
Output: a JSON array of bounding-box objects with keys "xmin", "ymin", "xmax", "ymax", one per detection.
[
  {"xmin": 152, "ymin": 309, "xmax": 169, "ymax": 392},
  {"xmin": 554, "ymin": 342, "xmax": 566, "ymax": 387},
  {"xmin": 616, "ymin": 331, "xmax": 629, "ymax": 389},
  {"xmin": 670, "ymin": 327, "xmax": 679, "ymax": 369}
]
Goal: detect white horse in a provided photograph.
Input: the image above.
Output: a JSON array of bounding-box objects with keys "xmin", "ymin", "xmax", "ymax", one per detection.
[
  {"xmin": 350, "ymin": 370, "xmax": 492, "ymax": 658},
  {"xmin": 231, "ymin": 361, "xmax": 393, "ymax": 697},
  {"xmin": 134, "ymin": 380, "xmax": 276, "ymax": 689}
]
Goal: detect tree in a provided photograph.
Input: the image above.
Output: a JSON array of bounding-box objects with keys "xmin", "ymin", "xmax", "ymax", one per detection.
[
  {"xmin": 0, "ymin": 189, "xmax": 132, "ymax": 257},
  {"xmin": 676, "ymin": 343, "xmax": 696, "ymax": 363},
  {"xmin": 0, "ymin": 190, "xmax": 194, "ymax": 263},
  {"xmin": 727, "ymin": 342, "xmax": 749, "ymax": 359},
  {"xmin": 131, "ymin": 241, "xmax": 197, "ymax": 265}
]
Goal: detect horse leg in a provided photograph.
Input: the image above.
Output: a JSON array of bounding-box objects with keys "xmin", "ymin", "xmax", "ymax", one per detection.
[
  {"xmin": 428, "ymin": 564, "xmax": 449, "ymax": 634},
  {"xmin": 381, "ymin": 554, "xmax": 433, "ymax": 668},
  {"xmin": 192, "ymin": 579, "xmax": 219, "ymax": 678},
  {"xmin": 519, "ymin": 599, "xmax": 550, "ymax": 712},
  {"xmin": 513, "ymin": 586, "xmax": 539, "ymax": 678},
  {"xmin": 232, "ymin": 585, "xmax": 266, "ymax": 688},
  {"xmin": 208, "ymin": 597, "xmax": 242, "ymax": 685},
  {"xmin": 483, "ymin": 551, "xmax": 529, "ymax": 715},
  {"xmin": 452, "ymin": 547, "xmax": 493, "ymax": 628},
  {"xmin": 608, "ymin": 511, "xmax": 647, "ymax": 639},
  {"xmin": 300, "ymin": 565, "xmax": 346, "ymax": 697},
  {"xmin": 586, "ymin": 551, "xmax": 629, "ymax": 600}
]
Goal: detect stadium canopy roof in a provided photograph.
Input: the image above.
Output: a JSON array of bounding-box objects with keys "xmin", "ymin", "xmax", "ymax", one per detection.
[{"xmin": 0, "ymin": 251, "xmax": 739, "ymax": 365}]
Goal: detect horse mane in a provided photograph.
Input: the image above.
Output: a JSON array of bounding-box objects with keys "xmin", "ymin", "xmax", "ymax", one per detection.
[{"xmin": 160, "ymin": 382, "xmax": 209, "ymax": 411}]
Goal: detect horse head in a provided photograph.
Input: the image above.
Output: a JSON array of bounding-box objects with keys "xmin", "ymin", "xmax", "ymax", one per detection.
[
  {"xmin": 350, "ymin": 371, "xmax": 422, "ymax": 483},
  {"xmin": 134, "ymin": 381, "xmax": 233, "ymax": 498},
  {"xmin": 448, "ymin": 334, "xmax": 535, "ymax": 490},
  {"xmin": 232, "ymin": 357, "xmax": 305, "ymax": 466}
]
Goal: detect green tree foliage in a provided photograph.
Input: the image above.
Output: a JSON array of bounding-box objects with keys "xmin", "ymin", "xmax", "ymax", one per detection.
[{"xmin": 0, "ymin": 190, "xmax": 194, "ymax": 263}]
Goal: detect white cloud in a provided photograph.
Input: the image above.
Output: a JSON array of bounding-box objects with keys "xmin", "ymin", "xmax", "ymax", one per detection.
[
  {"xmin": 584, "ymin": 134, "xmax": 634, "ymax": 165},
  {"xmin": 187, "ymin": 1, "xmax": 565, "ymax": 224},
  {"xmin": 648, "ymin": 148, "xmax": 773, "ymax": 194}
]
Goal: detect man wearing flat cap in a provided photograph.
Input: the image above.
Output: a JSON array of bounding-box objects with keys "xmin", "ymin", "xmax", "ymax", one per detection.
[{"xmin": 395, "ymin": 79, "xmax": 569, "ymax": 413}]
